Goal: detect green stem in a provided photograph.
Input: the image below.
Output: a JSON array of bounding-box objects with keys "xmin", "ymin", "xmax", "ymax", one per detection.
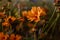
[
  {"xmin": 9, "ymin": 11, "xmax": 11, "ymax": 16},
  {"xmin": 33, "ymin": 22, "xmax": 38, "ymax": 40},
  {"xmin": 33, "ymin": 22, "xmax": 37, "ymax": 27},
  {"xmin": 42, "ymin": 24, "xmax": 45, "ymax": 30},
  {"xmin": 2, "ymin": 25, "xmax": 4, "ymax": 32},
  {"xmin": 9, "ymin": 25, "xmax": 12, "ymax": 33},
  {"xmin": 19, "ymin": 22, "xmax": 23, "ymax": 31},
  {"xmin": 42, "ymin": 7, "xmax": 57, "ymax": 32},
  {"xmin": 34, "ymin": 32, "xmax": 36, "ymax": 40},
  {"xmin": 50, "ymin": 23, "xmax": 56, "ymax": 37},
  {"xmin": 51, "ymin": 23, "xmax": 56, "ymax": 34},
  {"xmin": 47, "ymin": 13, "xmax": 59, "ymax": 33}
]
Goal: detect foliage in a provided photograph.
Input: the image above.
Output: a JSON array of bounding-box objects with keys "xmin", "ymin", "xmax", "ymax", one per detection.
[{"xmin": 0, "ymin": 0, "xmax": 60, "ymax": 40}]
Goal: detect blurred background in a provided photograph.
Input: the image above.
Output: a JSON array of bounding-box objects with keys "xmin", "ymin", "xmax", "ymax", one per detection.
[{"xmin": 0, "ymin": 0, "xmax": 60, "ymax": 40}]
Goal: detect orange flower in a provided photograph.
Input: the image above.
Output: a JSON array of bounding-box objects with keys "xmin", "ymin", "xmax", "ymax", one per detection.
[
  {"xmin": 4, "ymin": 18, "xmax": 9, "ymax": 22},
  {"xmin": 10, "ymin": 16, "xmax": 16, "ymax": 22},
  {"xmin": 31, "ymin": 6, "xmax": 37, "ymax": 12},
  {"xmin": 18, "ymin": 17, "xmax": 24, "ymax": 22},
  {"xmin": 2, "ymin": 21, "xmax": 10, "ymax": 27},
  {"xmin": 0, "ymin": 32, "xmax": 4, "ymax": 40},
  {"xmin": 4, "ymin": 16, "xmax": 11, "ymax": 22},
  {"xmin": 10, "ymin": 34, "xmax": 15, "ymax": 40},
  {"xmin": 4, "ymin": 16, "xmax": 16, "ymax": 23},
  {"xmin": 3, "ymin": 33, "xmax": 9, "ymax": 40},
  {"xmin": 27, "ymin": 10, "xmax": 39, "ymax": 22},
  {"xmin": 27, "ymin": 11, "xmax": 35, "ymax": 21},
  {"xmin": 22, "ymin": 6, "xmax": 46, "ymax": 22},
  {"xmin": 0, "ymin": 12, "xmax": 6, "ymax": 18},
  {"xmin": 22, "ymin": 11, "xmax": 27, "ymax": 17},
  {"xmin": 16, "ymin": 35, "xmax": 22, "ymax": 40},
  {"xmin": 8, "ymin": 16, "xmax": 16, "ymax": 22},
  {"xmin": 37, "ymin": 7, "xmax": 46, "ymax": 16},
  {"xmin": 33, "ymin": 16, "xmax": 40, "ymax": 22}
]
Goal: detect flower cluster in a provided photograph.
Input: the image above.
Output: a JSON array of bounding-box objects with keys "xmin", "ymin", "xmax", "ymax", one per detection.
[
  {"xmin": 22, "ymin": 6, "xmax": 46, "ymax": 22},
  {"xmin": 2, "ymin": 16, "xmax": 16, "ymax": 27},
  {"xmin": 0, "ymin": 32, "xmax": 22, "ymax": 40},
  {"xmin": 0, "ymin": 6, "xmax": 47, "ymax": 40}
]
